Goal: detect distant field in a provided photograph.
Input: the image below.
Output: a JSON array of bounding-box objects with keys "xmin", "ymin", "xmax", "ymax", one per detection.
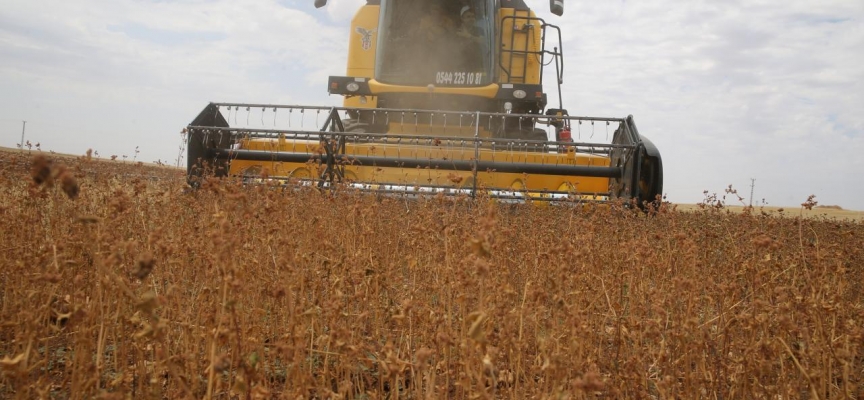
[
  {"xmin": 1, "ymin": 151, "xmax": 861, "ymax": 398},
  {"xmin": 0, "ymin": 146, "xmax": 182, "ymax": 170},
  {"xmin": 675, "ymin": 203, "xmax": 864, "ymax": 221},
  {"xmin": 4, "ymin": 145, "xmax": 859, "ymax": 220}
]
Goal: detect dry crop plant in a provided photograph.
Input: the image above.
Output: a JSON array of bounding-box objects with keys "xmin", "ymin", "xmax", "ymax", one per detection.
[{"xmin": 0, "ymin": 151, "xmax": 862, "ymax": 399}]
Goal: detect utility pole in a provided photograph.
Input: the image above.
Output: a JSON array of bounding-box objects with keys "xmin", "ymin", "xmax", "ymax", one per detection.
[
  {"xmin": 20, "ymin": 121, "xmax": 26, "ymax": 152},
  {"xmin": 749, "ymin": 178, "xmax": 755, "ymax": 207}
]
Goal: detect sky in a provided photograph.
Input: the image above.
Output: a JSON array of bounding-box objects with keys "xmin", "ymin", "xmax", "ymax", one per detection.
[{"xmin": 1, "ymin": 0, "xmax": 862, "ymax": 209}]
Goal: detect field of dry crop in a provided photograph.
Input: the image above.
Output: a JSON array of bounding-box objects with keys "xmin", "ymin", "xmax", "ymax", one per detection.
[{"xmin": 0, "ymin": 150, "xmax": 862, "ymax": 399}]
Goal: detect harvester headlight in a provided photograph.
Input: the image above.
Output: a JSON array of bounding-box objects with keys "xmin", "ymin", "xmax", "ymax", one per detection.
[
  {"xmin": 346, "ymin": 82, "xmax": 361, "ymax": 92},
  {"xmin": 513, "ymin": 89, "xmax": 527, "ymax": 99},
  {"xmin": 504, "ymin": 102, "xmax": 513, "ymax": 112}
]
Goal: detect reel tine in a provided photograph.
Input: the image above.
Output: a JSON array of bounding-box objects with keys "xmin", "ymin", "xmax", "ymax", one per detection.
[{"xmin": 396, "ymin": 136, "xmax": 402, "ymax": 158}]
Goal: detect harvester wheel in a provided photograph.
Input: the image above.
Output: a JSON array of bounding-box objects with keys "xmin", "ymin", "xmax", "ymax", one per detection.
[
  {"xmin": 342, "ymin": 120, "xmax": 388, "ymax": 134},
  {"xmin": 342, "ymin": 121, "xmax": 371, "ymax": 133},
  {"xmin": 500, "ymin": 128, "xmax": 549, "ymax": 152},
  {"xmin": 527, "ymin": 129, "xmax": 549, "ymax": 152},
  {"xmin": 241, "ymin": 166, "xmax": 263, "ymax": 184},
  {"xmin": 503, "ymin": 128, "xmax": 547, "ymax": 141},
  {"xmin": 528, "ymin": 128, "xmax": 549, "ymax": 141}
]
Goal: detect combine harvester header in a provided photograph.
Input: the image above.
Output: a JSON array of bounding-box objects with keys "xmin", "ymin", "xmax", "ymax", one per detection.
[{"xmin": 186, "ymin": 0, "xmax": 663, "ymax": 206}]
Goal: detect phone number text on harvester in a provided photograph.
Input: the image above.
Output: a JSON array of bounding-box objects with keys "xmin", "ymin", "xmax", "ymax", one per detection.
[{"xmin": 435, "ymin": 71, "xmax": 483, "ymax": 85}]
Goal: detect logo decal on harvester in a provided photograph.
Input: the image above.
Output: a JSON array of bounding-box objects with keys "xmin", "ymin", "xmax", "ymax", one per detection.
[{"xmin": 355, "ymin": 27, "xmax": 376, "ymax": 50}]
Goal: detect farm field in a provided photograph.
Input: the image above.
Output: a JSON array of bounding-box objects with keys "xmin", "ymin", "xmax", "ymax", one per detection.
[
  {"xmin": 674, "ymin": 203, "xmax": 864, "ymax": 223},
  {"xmin": 0, "ymin": 150, "xmax": 862, "ymax": 399}
]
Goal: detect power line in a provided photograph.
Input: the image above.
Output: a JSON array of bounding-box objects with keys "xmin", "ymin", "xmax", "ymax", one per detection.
[
  {"xmin": 20, "ymin": 121, "xmax": 27, "ymax": 152},
  {"xmin": 749, "ymin": 178, "xmax": 755, "ymax": 207}
]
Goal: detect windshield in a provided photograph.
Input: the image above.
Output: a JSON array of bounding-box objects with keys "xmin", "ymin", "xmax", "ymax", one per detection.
[{"xmin": 375, "ymin": 0, "xmax": 494, "ymax": 87}]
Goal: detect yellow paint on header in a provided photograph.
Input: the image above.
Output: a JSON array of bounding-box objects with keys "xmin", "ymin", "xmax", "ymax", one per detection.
[{"xmin": 368, "ymin": 80, "xmax": 500, "ymax": 98}]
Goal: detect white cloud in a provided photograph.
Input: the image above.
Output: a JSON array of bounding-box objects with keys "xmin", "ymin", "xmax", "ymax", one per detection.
[
  {"xmin": 324, "ymin": 0, "xmax": 368, "ymax": 22},
  {"xmin": 1, "ymin": 0, "xmax": 862, "ymax": 209},
  {"xmin": 0, "ymin": 0, "xmax": 346, "ymax": 163}
]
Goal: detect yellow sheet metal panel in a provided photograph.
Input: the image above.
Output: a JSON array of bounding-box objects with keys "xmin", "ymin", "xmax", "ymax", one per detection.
[
  {"xmin": 346, "ymin": 5, "xmax": 379, "ymax": 78},
  {"xmin": 345, "ymin": 5, "xmax": 380, "ymax": 109},
  {"xmin": 229, "ymin": 138, "xmax": 612, "ymax": 195},
  {"xmin": 368, "ymin": 79, "xmax": 500, "ymax": 98},
  {"xmin": 498, "ymin": 7, "xmax": 542, "ymax": 85}
]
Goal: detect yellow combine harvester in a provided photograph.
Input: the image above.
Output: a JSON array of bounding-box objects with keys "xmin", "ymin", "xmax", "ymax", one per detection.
[{"xmin": 187, "ymin": 0, "xmax": 662, "ymax": 205}]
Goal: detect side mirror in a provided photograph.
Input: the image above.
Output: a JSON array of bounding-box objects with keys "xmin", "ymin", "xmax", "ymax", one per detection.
[
  {"xmin": 315, "ymin": 0, "xmax": 327, "ymax": 8},
  {"xmin": 550, "ymin": 0, "xmax": 563, "ymax": 16}
]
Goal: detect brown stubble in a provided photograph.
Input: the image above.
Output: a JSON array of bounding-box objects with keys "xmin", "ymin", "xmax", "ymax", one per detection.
[{"xmin": 0, "ymin": 150, "xmax": 862, "ymax": 399}]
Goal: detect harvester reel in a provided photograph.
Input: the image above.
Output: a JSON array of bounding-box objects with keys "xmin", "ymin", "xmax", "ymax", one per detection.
[{"xmin": 185, "ymin": 104, "xmax": 661, "ymax": 208}]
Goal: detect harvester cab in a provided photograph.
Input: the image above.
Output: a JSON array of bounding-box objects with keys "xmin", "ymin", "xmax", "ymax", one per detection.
[{"xmin": 187, "ymin": 0, "xmax": 663, "ymax": 206}]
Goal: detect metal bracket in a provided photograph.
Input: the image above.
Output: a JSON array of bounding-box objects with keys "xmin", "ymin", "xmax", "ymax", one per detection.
[{"xmin": 317, "ymin": 108, "xmax": 347, "ymax": 188}]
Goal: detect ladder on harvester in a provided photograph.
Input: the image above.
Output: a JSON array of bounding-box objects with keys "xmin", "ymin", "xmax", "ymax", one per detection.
[
  {"xmin": 499, "ymin": 10, "xmax": 565, "ymax": 104},
  {"xmin": 500, "ymin": 9, "xmax": 535, "ymax": 83}
]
